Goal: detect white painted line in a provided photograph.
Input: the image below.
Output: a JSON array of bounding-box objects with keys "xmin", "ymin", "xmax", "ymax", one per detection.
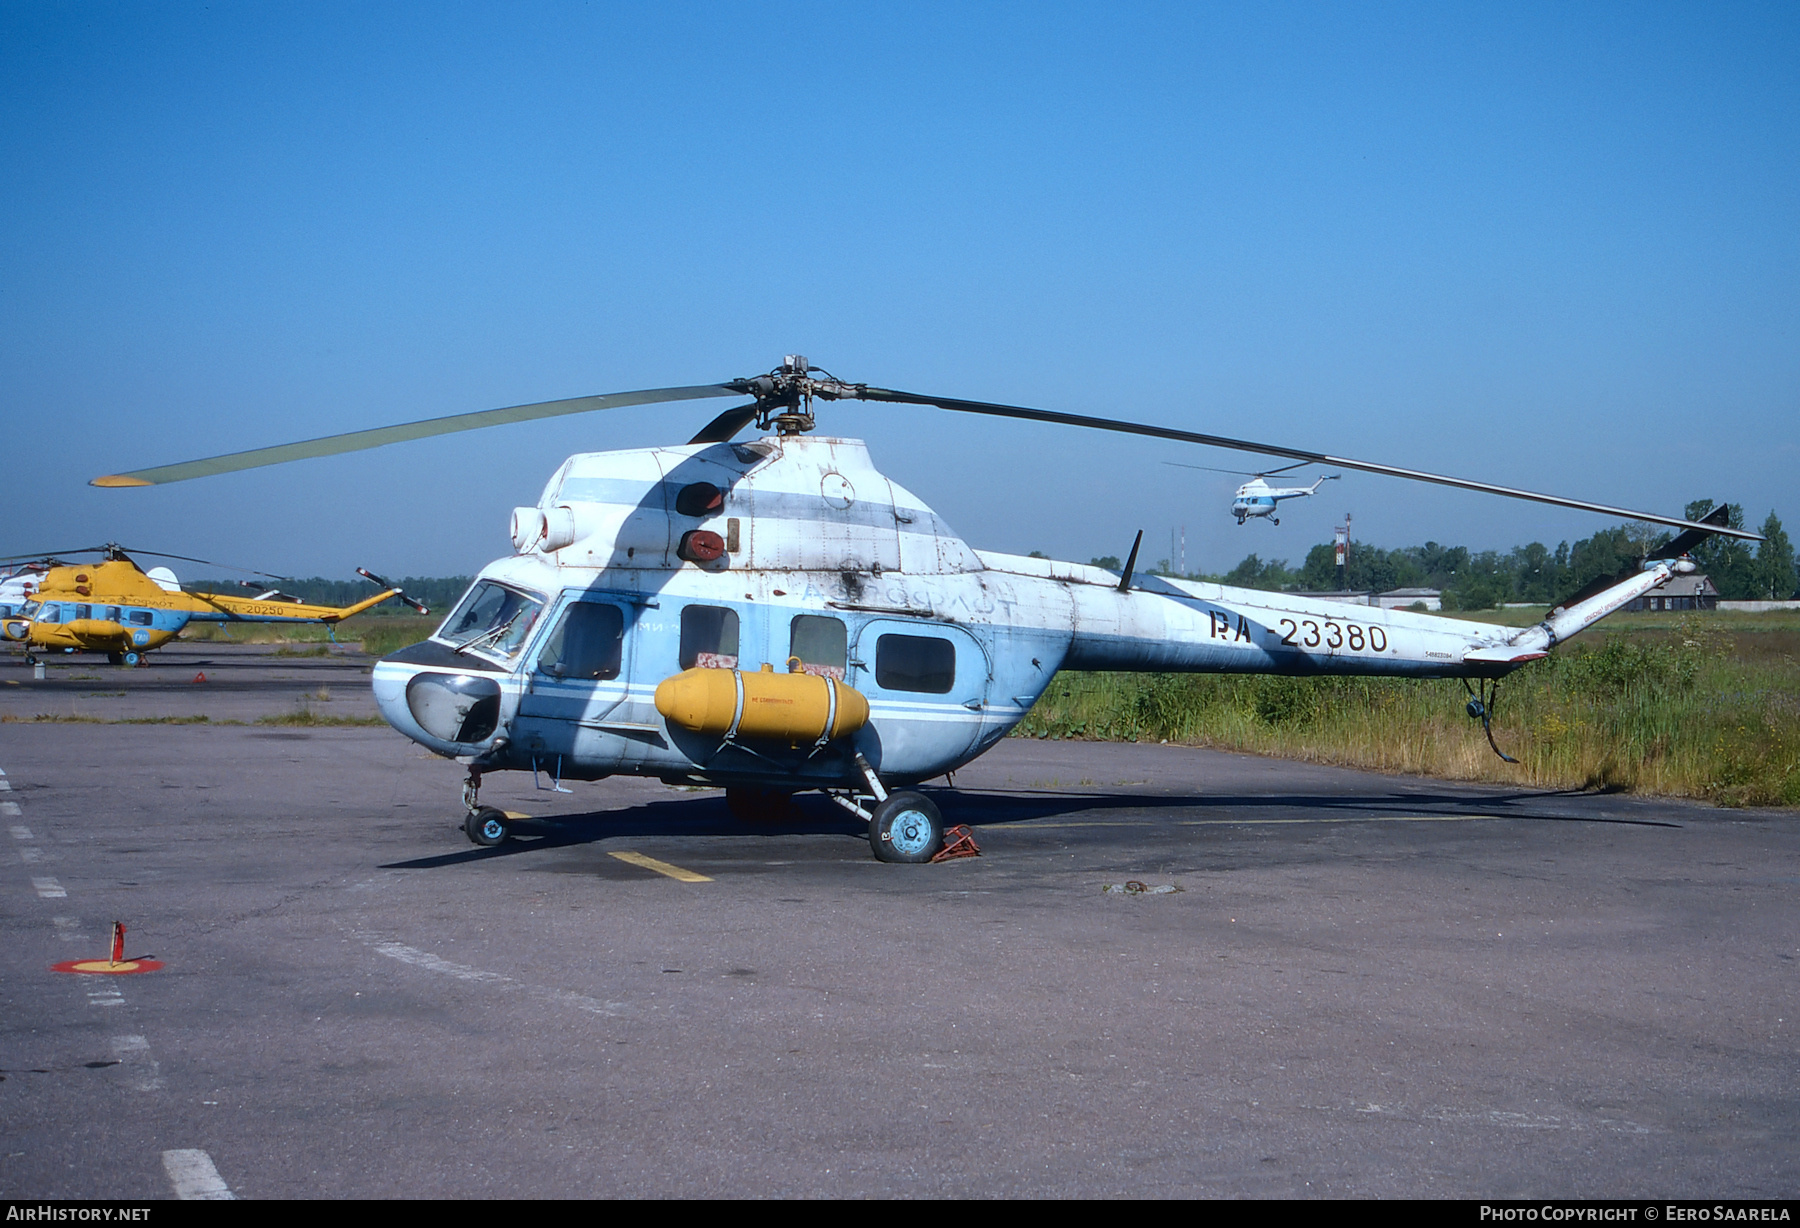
[
  {"xmin": 31, "ymin": 876, "xmax": 66, "ymax": 898},
  {"xmin": 162, "ymin": 1149, "xmax": 235, "ymax": 1200},
  {"xmin": 371, "ymin": 940, "xmax": 625, "ymax": 1016},
  {"xmin": 9, "ymin": 824, "xmax": 30, "ymax": 839},
  {"xmin": 53, "ymin": 915, "xmax": 83, "ymax": 942},
  {"xmin": 372, "ymin": 942, "xmax": 506, "ymax": 984},
  {"xmin": 0, "ymin": 777, "xmax": 13, "ymax": 789},
  {"xmin": 87, "ymin": 987, "xmax": 125, "ymax": 1008},
  {"xmin": 20, "ymin": 847, "xmax": 42, "ymax": 863},
  {"xmin": 0, "ymin": 801, "xmax": 21, "ymax": 816},
  {"xmin": 112, "ymin": 1034, "xmax": 165, "ymax": 1092}
]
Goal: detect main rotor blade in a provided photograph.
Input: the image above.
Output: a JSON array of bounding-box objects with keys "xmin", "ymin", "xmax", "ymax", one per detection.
[
  {"xmin": 0, "ymin": 547, "xmax": 109, "ymax": 563},
  {"xmin": 855, "ymin": 387, "xmax": 1764, "ymax": 541},
  {"xmin": 111, "ymin": 546, "xmax": 291, "ymax": 580},
  {"xmin": 688, "ymin": 402, "xmax": 761, "ymax": 445},
  {"xmin": 91, "ymin": 383, "xmax": 742, "ymax": 487},
  {"xmin": 1163, "ymin": 459, "xmax": 1313, "ymax": 479}
]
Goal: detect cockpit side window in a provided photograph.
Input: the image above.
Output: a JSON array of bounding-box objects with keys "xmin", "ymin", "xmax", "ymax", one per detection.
[
  {"xmin": 536, "ymin": 602, "xmax": 625, "ymax": 681},
  {"xmin": 680, "ymin": 605, "xmax": 739, "ymax": 669},
  {"xmin": 789, "ymin": 614, "xmax": 847, "ymax": 680}
]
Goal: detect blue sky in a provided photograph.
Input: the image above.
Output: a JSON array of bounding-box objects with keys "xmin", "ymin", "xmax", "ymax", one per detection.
[{"xmin": 4, "ymin": 2, "xmax": 1796, "ymax": 580}]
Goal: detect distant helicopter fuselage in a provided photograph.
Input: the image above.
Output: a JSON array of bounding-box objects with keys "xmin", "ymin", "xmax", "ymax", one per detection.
[
  {"xmin": 371, "ymin": 435, "xmax": 1682, "ymax": 793},
  {"xmin": 0, "ymin": 556, "xmax": 408, "ymax": 664},
  {"xmin": 1231, "ymin": 475, "xmax": 1332, "ymax": 525}
]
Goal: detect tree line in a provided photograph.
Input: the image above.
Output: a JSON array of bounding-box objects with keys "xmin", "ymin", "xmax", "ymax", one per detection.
[
  {"xmin": 1142, "ymin": 502, "xmax": 1797, "ymax": 609},
  {"xmin": 190, "ymin": 501, "xmax": 1798, "ymax": 617}
]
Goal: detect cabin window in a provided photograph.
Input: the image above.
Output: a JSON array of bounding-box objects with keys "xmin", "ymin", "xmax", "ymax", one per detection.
[
  {"xmin": 75, "ymin": 604, "xmax": 92, "ymax": 621},
  {"xmin": 33, "ymin": 603, "xmax": 57, "ymax": 623},
  {"xmin": 438, "ymin": 581, "xmax": 545, "ymax": 660},
  {"xmin": 130, "ymin": 610, "xmax": 153, "ymax": 626},
  {"xmin": 789, "ymin": 615, "xmax": 847, "ymax": 680},
  {"xmin": 680, "ymin": 605, "xmax": 739, "ymax": 669},
  {"xmin": 536, "ymin": 602, "xmax": 625, "ymax": 681},
  {"xmin": 876, "ymin": 633, "xmax": 957, "ymax": 693},
  {"xmin": 104, "ymin": 607, "xmax": 121, "ymax": 622}
]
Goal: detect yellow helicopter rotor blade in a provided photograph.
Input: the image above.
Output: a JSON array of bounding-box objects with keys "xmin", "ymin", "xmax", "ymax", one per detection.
[{"xmin": 91, "ymin": 383, "xmax": 742, "ymax": 487}]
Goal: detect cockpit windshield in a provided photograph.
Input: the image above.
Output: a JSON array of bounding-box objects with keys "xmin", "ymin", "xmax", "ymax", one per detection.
[
  {"xmin": 437, "ymin": 581, "xmax": 544, "ymax": 660},
  {"xmin": 20, "ymin": 600, "xmax": 42, "ymax": 618}
]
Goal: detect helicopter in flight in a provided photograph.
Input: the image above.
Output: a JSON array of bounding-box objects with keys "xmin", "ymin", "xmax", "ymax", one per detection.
[
  {"xmin": 1164, "ymin": 460, "xmax": 1339, "ymax": 525},
  {"xmin": 93, "ymin": 356, "xmax": 1759, "ymax": 862},
  {"xmin": 0, "ymin": 544, "xmax": 425, "ymax": 665}
]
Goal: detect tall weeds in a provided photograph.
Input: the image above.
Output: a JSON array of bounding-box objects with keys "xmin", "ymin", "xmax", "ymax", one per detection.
[{"xmin": 1014, "ymin": 616, "xmax": 1800, "ymax": 807}]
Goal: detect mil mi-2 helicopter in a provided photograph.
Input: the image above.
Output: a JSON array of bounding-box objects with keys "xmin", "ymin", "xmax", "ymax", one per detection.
[
  {"xmin": 93, "ymin": 356, "xmax": 1760, "ymax": 862},
  {"xmin": 0, "ymin": 545, "xmax": 425, "ymax": 665},
  {"xmin": 1165, "ymin": 460, "xmax": 1339, "ymax": 525},
  {"xmin": 0, "ymin": 560, "xmax": 52, "ymax": 619}
]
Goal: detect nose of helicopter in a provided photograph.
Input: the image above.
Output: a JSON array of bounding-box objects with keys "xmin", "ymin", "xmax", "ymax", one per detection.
[{"xmin": 371, "ymin": 647, "xmax": 506, "ymax": 752}]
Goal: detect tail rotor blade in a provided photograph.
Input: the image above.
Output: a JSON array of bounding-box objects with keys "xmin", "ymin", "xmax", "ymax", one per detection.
[{"xmin": 358, "ymin": 568, "xmax": 430, "ymax": 614}]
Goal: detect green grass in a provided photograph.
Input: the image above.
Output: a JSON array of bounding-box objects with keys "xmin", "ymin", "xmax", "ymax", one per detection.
[
  {"xmin": 353, "ymin": 617, "xmax": 438, "ymax": 658},
  {"xmin": 1015, "ymin": 614, "xmax": 1800, "ymax": 808},
  {"xmin": 177, "ymin": 614, "xmax": 438, "ymax": 654},
  {"xmin": 254, "ymin": 710, "xmax": 387, "ymax": 726}
]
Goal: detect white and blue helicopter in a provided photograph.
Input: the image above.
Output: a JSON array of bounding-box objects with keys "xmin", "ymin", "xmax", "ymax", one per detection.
[
  {"xmin": 94, "ymin": 357, "xmax": 1759, "ymax": 862},
  {"xmin": 1164, "ymin": 459, "xmax": 1338, "ymax": 525}
]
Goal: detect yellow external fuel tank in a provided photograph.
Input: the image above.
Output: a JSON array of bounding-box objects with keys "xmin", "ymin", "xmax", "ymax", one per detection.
[{"xmin": 654, "ymin": 663, "xmax": 870, "ymax": 746}]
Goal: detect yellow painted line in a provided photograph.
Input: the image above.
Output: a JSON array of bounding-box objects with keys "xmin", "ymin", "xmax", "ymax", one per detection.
[
  {"xmin": 609, "ymin": 850, "xmax": 713, "ymax": 882},
  {"xmin": 502, "ymin": 810, "xmax": 531, "ymax": 820}
]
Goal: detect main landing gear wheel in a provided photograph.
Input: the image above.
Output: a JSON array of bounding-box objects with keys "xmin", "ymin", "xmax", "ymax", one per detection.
[
  {"xmin": 869, "ymin": 791, "xmax": 944, "ymax": 863},
  {"xmin": 464, "ymin": 806, "xmax": 511, "ymax": 847}
]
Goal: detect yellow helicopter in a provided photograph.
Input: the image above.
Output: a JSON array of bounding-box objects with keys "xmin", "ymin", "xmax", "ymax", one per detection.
[
  {"xmin": 0, "ymin": 545, "xmax": 425, "ymax": 666},
  {"xmin": 91, "ymin": 357, "xmax": 1760, "ymax": 860}
]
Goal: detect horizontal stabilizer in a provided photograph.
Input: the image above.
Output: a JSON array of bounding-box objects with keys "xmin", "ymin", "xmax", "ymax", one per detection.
[{"xmin": 1463, "ymin": 646, "xmax": 1549, "ymax": 666}]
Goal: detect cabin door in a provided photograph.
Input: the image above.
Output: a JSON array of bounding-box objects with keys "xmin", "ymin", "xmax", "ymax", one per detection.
[{"xmin": 848, "ymin": 619, "xmax": 992, "ymax": 775}]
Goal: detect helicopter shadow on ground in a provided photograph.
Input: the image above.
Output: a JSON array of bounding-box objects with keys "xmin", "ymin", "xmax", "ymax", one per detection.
[
  {"xmin": 378, "ymin": 780, "xmax": 1679, "ymax": 871},
  {"xmin": 379, "ymin": 792, "xmax": 870, "ymax": 870},
  {"xmin": 933, "ymin": 783, "xmax": 1684, "ymax": 830}
]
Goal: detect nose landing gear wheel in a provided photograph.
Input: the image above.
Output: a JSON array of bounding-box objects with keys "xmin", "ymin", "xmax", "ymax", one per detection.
[
  {"xmin": 869, "ymin": 791, "xmax": 944, "ymax": 863},
  {"xmin": 464, "ymin": 806, "xmax": 512, "ymax": 847}
]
